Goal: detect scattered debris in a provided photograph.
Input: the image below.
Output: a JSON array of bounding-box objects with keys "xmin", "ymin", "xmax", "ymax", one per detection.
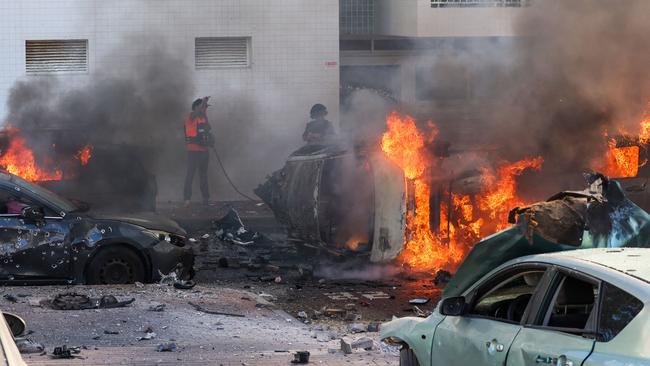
[
  {"xmin": 274, "ymin": 276, "xmax": 282, "ymax": 283},
  {"xmin": 134, "ymin": 281, "xmax": 144, "ymax": 288},
  {"xmin": 367, "ymin": 322, "xmax": 381, "ymax": 332},
  {"xmin": 148, "ymin": 303, "xmax": 166, "ymax": 312},
  {"xmin": 351, "ymin": 337, "xmax": 375, "ymax": 351},
  {"xmin": 104, "ymin": 330, "xmax": 119, "ymax": 335},
  {"xmin": 212, "ymin": 208, "xmax": 262, "ymax": 246},
  {"xmin": 188, "ymin": 301, "xmax": 245, "ymax": 317},
  {"xmin": 173, "ymin": 280, "xmax": 196, "ymax": 290},
  {"xmin": 345, "ymin": 312, "xmax": 362, "ymax": 321},
  {"xmin": 137, "ymin": 332, "xmax": 157, "ymax": 341},
  {"xmin": 409, "ymin": 298, "xmax": 430, "ymax": 305},
  {"xmin": 49, "ymin": 293, "xmax": 134, "ymax": 310},
  {"xmin": 348, "ymin": 323, "xmax": 366, "ymax": 334},
  {"xmin": 291, "ymin": 350, "xmax": 310, "ymax": 364},
  {"xmin": 3, "ymin": 294, "xmax": 17, "ymax": 303},
  {"xmin": 413, "ymin": 305, "xmax": 427, "ymax": 317},
  {"xmin": 156, "ymin": 342, "xmax": 177, "ymax": 352},
  {"xmin": 51, "ymin": 345, "xmax": 81, "ymax": 359},
  {"xmin": 15, "ymin": 338, "xmax": 44, "ymax": 354},
  {"xmin": 340, "ymin": 338, "xmax": 353, "ymax": 354},
  {"xmin": 433, "ymin": 270, "xmax": 452, "ymax": 286},
  {"xmin": 158, "ymin": 270, "xmax": 179, "ymax": 285},
  {"xmin": 297, "ymin": 311, "xmax": 308, "ymax": 320}
]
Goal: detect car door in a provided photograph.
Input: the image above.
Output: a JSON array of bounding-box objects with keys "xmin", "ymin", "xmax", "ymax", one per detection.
[
  {"xmin": 507, "ymin": 269, "xmax": 598, "ymax": 366},
  {"xmin": 432, "ymin": 265, "xmax": 550, "ymax": 366},
  {"xmin": 0, "ymin": 187, "xmax": 70, "ymax": 281}
]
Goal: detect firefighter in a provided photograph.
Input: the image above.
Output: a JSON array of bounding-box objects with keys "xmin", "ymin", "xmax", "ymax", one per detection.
[
  {"xmin": 183, "ymin": 96, "xmax": 213, "ymax": 206},
  {"xmin": 302, "ymin": 103, "xmax": 335, "ymax": 144}
]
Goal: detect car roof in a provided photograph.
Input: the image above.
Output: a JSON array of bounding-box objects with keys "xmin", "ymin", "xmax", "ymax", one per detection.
[{"xmin": 519, "ymin": 248, "xmax": 650, "ymax": 283}]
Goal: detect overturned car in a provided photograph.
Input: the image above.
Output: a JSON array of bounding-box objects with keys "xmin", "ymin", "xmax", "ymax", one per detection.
[{"xmin": 0, "ymin": 171, "xmax": 193, "ymax": 284}]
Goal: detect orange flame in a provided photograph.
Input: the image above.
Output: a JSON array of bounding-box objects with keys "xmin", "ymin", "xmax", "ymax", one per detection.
[
  {"xmin": 76, "ymin": 145, "xmax": 93, "ymax": 166},
  {"xmin": 381, "ymin": 112, "xmax": 543, "ymax": 272},
  {"xmin": 0, "ymin": 128, "xmax": 62, "ymax": 182}
]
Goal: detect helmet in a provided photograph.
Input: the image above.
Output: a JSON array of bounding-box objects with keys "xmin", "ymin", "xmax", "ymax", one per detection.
[{"xmin": 310, "ymin": 104, "xmax": 328, "ymax": 118}]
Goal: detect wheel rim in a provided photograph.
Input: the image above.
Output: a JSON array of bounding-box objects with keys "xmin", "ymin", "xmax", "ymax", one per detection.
[{"xmin": 99, "ymin": 257, "xmax": 134, "ymax": 284}]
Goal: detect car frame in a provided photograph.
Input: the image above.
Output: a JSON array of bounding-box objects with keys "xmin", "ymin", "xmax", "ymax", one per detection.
[
  {"xmin": 0, "ymin": 171, "xmax": 193, "ymax": 284},
  {"xmin": 381, "ymin": 248, "xmax": 650, "ymax": 366}
]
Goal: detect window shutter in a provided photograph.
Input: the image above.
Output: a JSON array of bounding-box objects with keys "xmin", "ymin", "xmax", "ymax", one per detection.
[
  {"xmin": 195, "ymin": 37, "xmax": 251, "ymax": 69},
  {"xmin": 26, "ymin": 39, "xmax": 88, "ymax": 74}
]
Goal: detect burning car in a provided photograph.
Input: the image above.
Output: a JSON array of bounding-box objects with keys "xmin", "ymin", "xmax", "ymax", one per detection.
[
  {"xmin": 0, "ymin": 170, "xmax": 193, "ymax": 284},
  {"xmin": 381, "ymin": 174, "xmax": 650, "ymax": 366}
]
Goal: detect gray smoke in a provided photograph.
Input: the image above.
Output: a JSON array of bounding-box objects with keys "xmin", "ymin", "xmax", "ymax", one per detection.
[{"xmin": 4, "ymin": 38, "xmax": 193, "ymax": 204}]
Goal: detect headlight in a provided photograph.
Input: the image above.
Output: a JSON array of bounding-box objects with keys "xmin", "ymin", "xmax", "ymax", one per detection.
[{"xmin": 146, "ymin": 230, "xmax": 186, "ymax": 247}]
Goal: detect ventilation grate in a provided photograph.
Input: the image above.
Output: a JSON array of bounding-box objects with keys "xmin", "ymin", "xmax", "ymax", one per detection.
[
  {"xmin": 195, "ymin": 37, "xmax": 251, "ymax": 69},
  {"xmin": 26, "ymin": 39, "xmax": 88, "ymax": 74}
]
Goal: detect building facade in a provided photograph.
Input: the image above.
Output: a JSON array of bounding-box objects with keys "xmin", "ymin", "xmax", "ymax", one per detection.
[
  {"xmin": 340, "ymin": 0, "xmax": 529, "ymax": 141},
  {"xmin": 0, "ymin": 0, "xmax": 340, "ymax": 199}
]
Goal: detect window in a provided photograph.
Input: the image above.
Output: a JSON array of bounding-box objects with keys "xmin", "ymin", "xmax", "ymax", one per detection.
[
  {"xmin": 195, "ymin": 37, "xmax": 251, "ymax": 69},
  {"xmin": 340, "ymin": 0, "xmax": 374, "ymax": 35},
  {"xmin": 598, "ymin": 282, "xmax": 643, "ymax": 342},
  {"xmin": 25, "ymin": 39, "xmax": 88, "ymax": 74},
  {"xmin": 470, "ymin": 269, "xmax": 545, "ymax": 323},
  {"xmin": 431, "ymin": 0, "xmax": 531, "ymax": 7},
  {"xmin": 543, "ymin": 275, "xmax": 598, "ymax": 332}
]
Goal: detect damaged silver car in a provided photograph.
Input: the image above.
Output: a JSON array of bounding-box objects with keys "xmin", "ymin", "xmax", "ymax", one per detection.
[{"xmin": 381, "ymin": 174, "xmax": 650, "ymax": 366}]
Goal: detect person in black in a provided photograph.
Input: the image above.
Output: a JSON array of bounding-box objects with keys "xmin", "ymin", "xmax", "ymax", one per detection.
[{"xmin": 302, "ymin": 104, "xmax": 335, "ymax": 144}]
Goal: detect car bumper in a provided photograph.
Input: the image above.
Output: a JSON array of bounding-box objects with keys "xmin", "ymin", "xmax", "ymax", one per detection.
[{"xmin": 150, "ymin": 241, "xmax": 195, "ymax": 281}]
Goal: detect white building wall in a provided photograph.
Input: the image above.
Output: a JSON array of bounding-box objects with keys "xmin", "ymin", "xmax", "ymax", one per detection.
[
  {"xmin": 374, "ymin": 0, "xmax": 525, "ymax": 37},
  {"xmin": 0, "ymin": 0, "xmax": 340, "ymax": 199}
]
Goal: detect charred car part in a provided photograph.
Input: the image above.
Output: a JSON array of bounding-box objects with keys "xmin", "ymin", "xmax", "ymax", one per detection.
[
  {"xmin": 255, "ymin": 143, "xmax": 406, "ymax": 262},
  {"xmin": 445, "ymin": 172, "xmax": 650, "ymax": 298},
  {"xmin": 0, "ymin": 171, "xmax": 193, "ymax": 285}
]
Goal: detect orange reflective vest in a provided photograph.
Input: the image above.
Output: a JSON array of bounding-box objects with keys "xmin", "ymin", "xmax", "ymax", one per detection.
[{"xmin": 185, "ymin": 113, "xmax": 208, "ymax": 152}]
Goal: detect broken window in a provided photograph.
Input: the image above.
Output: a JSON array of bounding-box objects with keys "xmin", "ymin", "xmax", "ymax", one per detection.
[
  {"xmin": 598, "ymin": 282, "xmax": 643, "ymax": 342},
  {"xmin": 543, "ymin": 275, "xmax": 598, "ymax": 333},
  {"xmin": 470, "ymin": 269, "xmax": 546, "ymax": 323},
  {"xmin": 195, "ymin": 37, "xmax": 251, "ymax": 69},
  {"xmin": 25, "ymin": 40, "xmax": 88, "ymax": 74}
]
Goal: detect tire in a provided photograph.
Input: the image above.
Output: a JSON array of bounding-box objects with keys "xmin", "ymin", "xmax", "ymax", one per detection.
[
  {"xmin": 86, "ymin": 246, "xmax": 145, "ymax": 284},
  {"xmin": 400, "ymin": 348, "xmax": 420, "ymax": 366}
]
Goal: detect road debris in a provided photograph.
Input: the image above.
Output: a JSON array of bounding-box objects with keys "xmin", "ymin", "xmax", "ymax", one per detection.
[
  {"xmin": 3, "ymin": 294, "xmax": 18, "ymax": 303},
  {"xmin": 409, "ymin": 298, "xmax": 430, "ymax": 305},
  {"xmin": 188, "ymin": 301, "xmax": 245, "ymax": 317},
  {"xmin": 148, "ymin": 303, "xmax": 166, "ymax": 312},
  {"xmin": 137, "ymin": 332, "xmax": 157, "ymax": 341},
  {"xmin": 212, "ymin": 208, "xmax": 262, "ymax": 246},
  {"xmin": 51, "ymin": 345, "xmax": 81, "ymax": 359},
  {"xmin": 15, "ymin": 338, "xmax": 44, "ymax": 354},
  {"xmin": 156, "ymin": 342, "xmax": 177, "ymax": 352},
  {"xmin": 291, "ymin": 350, "xmax": 310, "ymax": 364},
  {"xmin": 49, "ymin": 293, "xmax": 134, "ymax": 310}
]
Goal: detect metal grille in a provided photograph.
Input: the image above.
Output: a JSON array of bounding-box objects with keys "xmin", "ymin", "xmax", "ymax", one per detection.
[
  {"xmin": 340, "ymin": 0, "xmax": 374, "ymax": 35},
  {"xmin": 25, "ymin": 40, "xmax": 88, "ymax": 74},
  {"xmin": 431, "ymin": 0, "xmax": 530, "ymax": 7},
  {"xmin": 195, "ymin": 37, "xmax": 251, "ymax": 69}
]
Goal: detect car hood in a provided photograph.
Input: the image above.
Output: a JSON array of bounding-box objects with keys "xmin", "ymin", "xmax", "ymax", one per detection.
[
  {"xmin": 87, "ymin": 212, "xmax": 186, "ymax": 236},
  {"xmin": 444, "ymin": 175, "xmax": 650, "ymax": 298}
]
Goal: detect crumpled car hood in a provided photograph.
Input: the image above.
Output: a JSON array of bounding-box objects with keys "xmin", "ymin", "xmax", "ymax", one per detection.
[
  {"xmin": 87, "ymin": 211, "xmax": 186, "ymax": 236},
  {"xmin": 444, "ymin": 174, "xmax": 650, "ymax": 298}
]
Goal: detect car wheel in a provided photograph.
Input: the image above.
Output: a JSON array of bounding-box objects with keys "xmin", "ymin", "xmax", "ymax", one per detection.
[
  {"xmin": 86, "ymin": 246, "xmax": 145, "ymax": 284},
  {"xmin": 400, "ymin": 348, "xmax": 420, "ymax": 366}
]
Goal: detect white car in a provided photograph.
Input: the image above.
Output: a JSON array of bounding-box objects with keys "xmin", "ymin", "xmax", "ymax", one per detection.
[{"xmin": 382, "ymin": 248, "xmax": 650, "ymax": 366}]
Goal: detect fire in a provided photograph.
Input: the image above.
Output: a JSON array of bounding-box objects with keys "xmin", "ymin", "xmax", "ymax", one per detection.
[
  {"xmin": 599, "ymin": 141, "xmax": 639, "ymax": 178},
  {"xmin": 0, "ymin": 127, "xmax": 62, "ymax": 182},
  {"xmin": 76, "ymin": 145, "xmax": 93, "ymax": 166},
  {"xmin": 381, "ymin": 112, "xmax": 542, "ymax": 272}
]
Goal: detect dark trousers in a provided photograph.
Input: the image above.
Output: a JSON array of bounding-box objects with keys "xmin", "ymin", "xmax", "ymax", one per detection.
[{"xmin": 183, "ymin": 150, "xmax": 209, "ymax": 201}]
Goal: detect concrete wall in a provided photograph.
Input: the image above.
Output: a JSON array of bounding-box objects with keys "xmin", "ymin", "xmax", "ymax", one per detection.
[
  {"xmin": 374, "ymin": 0, "xmax": 418, "ymax": 36},
  {"xmin": 374, "ymin": 0, "xmax": 525, "ymax": 37},
  {"xmin": 0, "ymin": 0, "xmax": 340, "ymax": 200}
]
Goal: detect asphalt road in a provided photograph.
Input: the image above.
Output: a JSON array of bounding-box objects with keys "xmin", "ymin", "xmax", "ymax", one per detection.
[{"xmin": 0, "ymin": 283, "xmax": 399, "ymax": 365}]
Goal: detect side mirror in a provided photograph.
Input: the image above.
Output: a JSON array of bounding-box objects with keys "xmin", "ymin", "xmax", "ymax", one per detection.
[
  {"xmin": 440, "ymin": 296, "xmax": 467, "ymax": 316},
  {"xmin": 21, "ymin": 206, "xmax": 45, "ymax": 226},
  {"xmin": 3, "ymin": 312, "xmax": 26, "ymax": 338}
]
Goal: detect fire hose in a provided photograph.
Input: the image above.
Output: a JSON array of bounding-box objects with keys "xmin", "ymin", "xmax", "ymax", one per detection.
[{"xmin": 210, "ymin": 147, "xmax": 257, "ymax": 202}]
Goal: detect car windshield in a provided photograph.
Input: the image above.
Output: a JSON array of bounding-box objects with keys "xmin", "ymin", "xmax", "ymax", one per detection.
[{"xmin": 4, "ymin": 173, "xmax": 78, "ymax": 213}]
